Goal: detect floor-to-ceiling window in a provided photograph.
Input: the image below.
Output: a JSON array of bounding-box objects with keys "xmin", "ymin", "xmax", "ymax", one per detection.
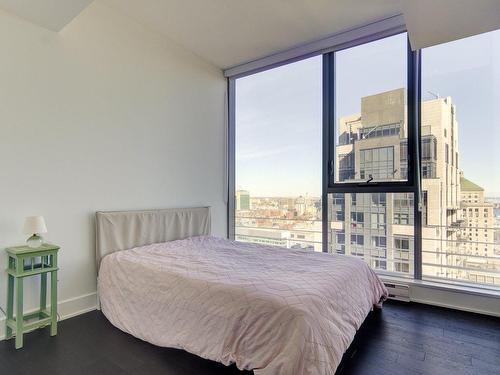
[
  {"xmin": 327, "ymin": 33, "xmax": 417, "ymax": 277},
  {"xmin": 420, "ymin": 29, "xmax": 500, "ymax": 287},
  {"xmin": 233, "ymin": 56, "xmax": 323, "ymax": 251},
  {"xmin": 229, "ymin": 28, "xmax": 499, "ymax": 290}
]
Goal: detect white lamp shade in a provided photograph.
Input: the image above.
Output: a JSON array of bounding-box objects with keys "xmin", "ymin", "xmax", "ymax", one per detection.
[{"xmin": 23, "ymin": 216, "xmax": 48, "ymax": 235}]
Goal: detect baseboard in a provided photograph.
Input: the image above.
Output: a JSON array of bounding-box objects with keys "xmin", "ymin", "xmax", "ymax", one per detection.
[
  {"xmin": 410, "ymin": 296, "xmax": 500, "ymax": 317},
  {"xmin": 57, "ymin": 292, "xmax": 98, "ymax": 319},
  {"xmin": 409, "ymin": 285, "xmax": 500, "ymax": 317},
  {"xmin": 0, "ymin": 292, "xmax": 97, "ymax": 340}
]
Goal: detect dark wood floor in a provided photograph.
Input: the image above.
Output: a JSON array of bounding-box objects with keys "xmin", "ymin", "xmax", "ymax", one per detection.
[{"xmin": 1, "ymin": 300, "xmax": 499, "ymax": 375}]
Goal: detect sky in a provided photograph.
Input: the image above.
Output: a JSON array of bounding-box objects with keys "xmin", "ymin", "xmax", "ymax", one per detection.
[{"xmin": 235, "ymin": 30, "xmax": 499, "ymax": 197}]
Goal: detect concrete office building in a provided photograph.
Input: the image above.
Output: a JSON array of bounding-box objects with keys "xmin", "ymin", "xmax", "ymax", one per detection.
[{"xmin": 329, "ymin": 88, "xmax": 499, "ymax": 286}]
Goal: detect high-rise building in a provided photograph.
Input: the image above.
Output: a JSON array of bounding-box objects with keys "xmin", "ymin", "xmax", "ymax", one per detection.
[
  {"xmin": 420, "ymin": 95, "xmax": 461, "ymax": 281},
  {"xmin": 331, "ymin": 88, "xmax": 416, "ymax": 274},
  {"xmin": 329, "ymin": 88, "xmax": 499, "ymax": 285},
  {"xmin": 236, "ymin": 190, "xmax": 251, "ymax": 210}
]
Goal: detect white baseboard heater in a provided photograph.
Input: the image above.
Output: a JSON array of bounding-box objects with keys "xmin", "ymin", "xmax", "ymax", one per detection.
[{"xmin": 384, "ymin": 282, "xmax": 410, "ymax": 302}]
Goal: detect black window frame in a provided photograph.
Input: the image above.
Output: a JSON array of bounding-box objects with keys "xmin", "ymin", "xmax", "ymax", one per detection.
[
  {"xmin": 324, "ymin": 33, "xmax": 419, "ymax": 192},
  {"xmin": 228, "ymin": 29, "xmax": 423, "ymax": 280},
  {"xmin": 322, "ymin": 32, "xmax": 423, "ymax": 279}
]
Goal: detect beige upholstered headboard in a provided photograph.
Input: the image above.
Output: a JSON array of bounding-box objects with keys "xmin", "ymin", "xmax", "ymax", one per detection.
[{"xmin": 95, "ymin": 207, "xmax": 211, "ymax": 271}]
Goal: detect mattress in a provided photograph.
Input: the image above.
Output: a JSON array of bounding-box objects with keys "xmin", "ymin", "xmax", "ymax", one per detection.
[{"xmin": 98, "ymin": 236, "xmax": 387, "ymax": 375}]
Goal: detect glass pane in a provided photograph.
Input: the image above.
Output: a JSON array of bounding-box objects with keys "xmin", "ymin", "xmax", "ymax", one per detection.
[
  {"xmin": 421, "ymin": 29, "xmax": 500, "ymax": 288},
  {"xmin": 234, "ymin": 56, "xmax": 322, "ymax": 251},
  {"xmin": 334, "ymin": 33, "xmax": 408, "ymax": 183},
  {"xmin": 328, "ymin": 192, "xmax": 414, "ymax": 276}
]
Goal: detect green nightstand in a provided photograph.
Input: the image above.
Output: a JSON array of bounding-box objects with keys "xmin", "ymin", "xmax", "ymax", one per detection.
[{"xmin": 5, "ymin": 243, "xmax": 60, "ymax": 349}]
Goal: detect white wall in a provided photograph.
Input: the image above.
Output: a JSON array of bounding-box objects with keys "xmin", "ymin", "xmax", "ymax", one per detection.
[{"xmin": 0, "ymin": 0, "xmax": 226, "ymax": 330}]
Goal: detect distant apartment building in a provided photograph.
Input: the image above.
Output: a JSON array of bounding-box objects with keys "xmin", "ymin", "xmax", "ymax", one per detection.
[
  {"xmin": 459, "ymin": 177, "xmax": 499, "ymax": 284},
  {"xmin": 236, "ymin": 190, "xmax": 251, "ymax": 210},
  {"xmin": 295, "ymin": 196, "xmax": 306, "ymax": 216},
  {"xmin": 329, "ymin": 88, "xmax": 499, "ymax": 286},
  {"xmin": 460, "ymin": 177, "xmax": 495, "ymax": 256}
]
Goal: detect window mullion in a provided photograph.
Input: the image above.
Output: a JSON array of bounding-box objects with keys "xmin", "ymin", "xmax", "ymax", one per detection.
[
  {"xmin": 322, "ymin": 53, "xmax": 333, "ymax": 253},
  {"xmin": 409, "ymin": 47, "xmax": 422, "ymax": 280}
]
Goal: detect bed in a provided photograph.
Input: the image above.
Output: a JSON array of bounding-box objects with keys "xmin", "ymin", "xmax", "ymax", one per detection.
[{"xmin": 96, "ymin": 207, "xmax": 387, "ymax": 375}]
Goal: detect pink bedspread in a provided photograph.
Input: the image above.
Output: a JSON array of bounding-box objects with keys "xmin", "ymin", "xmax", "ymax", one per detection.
[{"xmin": 98, "ymin": 236, "xmax": 387, "ymax": 374}]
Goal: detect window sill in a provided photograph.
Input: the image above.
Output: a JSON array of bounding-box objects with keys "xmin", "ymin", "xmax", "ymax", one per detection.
[
  {"xmin": 380, "ymin": 274, "xmax": 500, "ymax": 298},
  {"xmin": 379, "ymin": 274, "xmax": 500, "ymax": 317}
]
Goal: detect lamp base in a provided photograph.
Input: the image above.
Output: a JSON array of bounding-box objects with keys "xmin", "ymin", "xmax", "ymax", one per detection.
[{"xmin": 27, "ymin": 234, "xmax": 43, "ymax": 248}]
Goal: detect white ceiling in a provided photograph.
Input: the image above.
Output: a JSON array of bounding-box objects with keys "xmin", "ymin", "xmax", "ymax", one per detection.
[
  {"xmin": 0, "ymin": 0, "xmax": 94, "ymax": 31},
  {"xmin": 102, "ymin": 0, "xmax": 403, "ymax": 69},
  {"xmin": 402, "ymin": 0, "xmax": 500, "ymax": 50},
  {"xmin": 1, "ymin": 0, "xmax": 499, "ymax": 69}
]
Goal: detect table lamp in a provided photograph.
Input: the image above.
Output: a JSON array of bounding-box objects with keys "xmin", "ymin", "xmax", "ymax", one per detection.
[{"xmin": 23, "ymin": 216, "xmax": 48, "ymax": 248}]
